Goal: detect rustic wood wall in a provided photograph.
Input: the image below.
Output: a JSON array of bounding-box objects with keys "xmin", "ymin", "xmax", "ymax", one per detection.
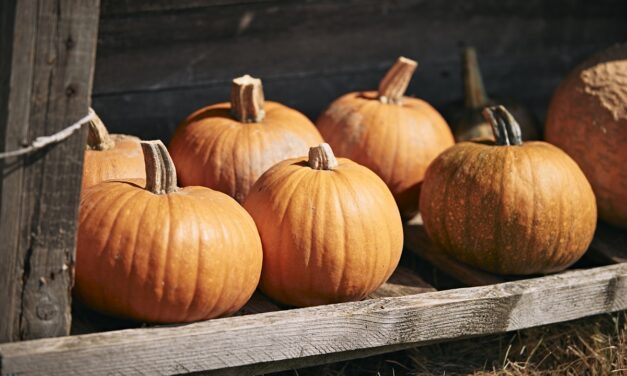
[{"xmin": 92, "ymin": 0, "xmax": 627, "ymax": 142}]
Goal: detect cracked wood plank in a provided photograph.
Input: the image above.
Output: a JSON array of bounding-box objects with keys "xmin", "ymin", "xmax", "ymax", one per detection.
[
  {"xmin": 0, "ymin": 263, "xmax": 624, "ymax": 375},
  {"xmin": 0, "ymin": 0, "xmax": 100, "ymax": 342}
]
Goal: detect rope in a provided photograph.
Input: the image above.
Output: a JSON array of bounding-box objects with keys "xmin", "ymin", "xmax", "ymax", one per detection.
[{"xmin": 0, "ymin": 111, "xmax": 95, "ymax": 159}]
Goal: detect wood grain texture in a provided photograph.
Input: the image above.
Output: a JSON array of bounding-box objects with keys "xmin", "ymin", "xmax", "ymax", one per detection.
[
  {"xmin": 0, "ymin": 0, "xmax": 100, "ymax": 342},
  {"xmin": 404, "ymin": 215, "xmax": 506, "ymax": 286},
  {"xmin": 91, "ymin": 0, "xmax": 627, "ymax": 141},
  {"xmin": 1, "ymin": 263, "xmax": 625, "ymax": 375}
]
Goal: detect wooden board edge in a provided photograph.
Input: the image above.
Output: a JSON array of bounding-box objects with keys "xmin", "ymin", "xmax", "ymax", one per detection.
[{"xmin": 0, "ymin": 263, "xmax": 625, "ymax": 375}]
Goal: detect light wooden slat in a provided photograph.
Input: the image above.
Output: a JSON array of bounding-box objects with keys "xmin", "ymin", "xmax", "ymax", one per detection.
[
  {"xmin": 403, "ymin": 215, "xmax": 505, "ymax": 286},
  {"xmin": 0, "ymin": 263, "xmax": 625, "ymax": 376},
  {"xmin": 0, "ymin": 0, "xmax": 100, "ymax": 342}
]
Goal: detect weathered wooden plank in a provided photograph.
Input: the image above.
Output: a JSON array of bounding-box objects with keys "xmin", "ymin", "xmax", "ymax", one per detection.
[
  {"xmin": 369, "ymin": 266, "xmax": 436, "ymax": 299},
  {"xmin": 1, "ymin": 263, "xmax": 624, "ymax": 375},
  {"xmin": 90, "ymin": 0, "xmax": 627, "ymax": 141},
  {"xmin": 588, "ymin": 221, "xmax": 627, "ymax": 264},
  {"xmin": 0, "ymin": 0, "xmax": 100, "ymax": 342},
  {"xmin": 100, "ymin": 0, "xmax": 273, "ymax": 16},
  {"xmin": 404, "ymin": 215, "xmax": 505, "ymax": 286}
]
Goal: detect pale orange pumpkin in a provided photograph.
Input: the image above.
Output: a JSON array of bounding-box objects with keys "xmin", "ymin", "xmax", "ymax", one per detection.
[
  {"xmin": 545, "ymin": 44, "xmax": 627, "ymax": 228},
  {"xmin": 420, "ymin": 106, "xmax": 596, "ymax": 275},
  {"xmin": 169, "ymin": 75, "xmax": 324, "ymax": 203},
  {"xmin": 317, "ymin": 57, "xmax": 455, "ymax": 218},
  {"xmin": 243, "ymin": 143, "xmax": 403, "ymax": 307},
  {"xmin": 75, "ymin": 140, "xmax": 262, "ymax": 323},
  {"xmin": 82, "ymin": 109, "xmax": 145, "ymax": 190}
]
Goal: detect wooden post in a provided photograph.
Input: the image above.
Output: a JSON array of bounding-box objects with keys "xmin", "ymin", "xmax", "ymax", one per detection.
[{"xmin": 0, "ymin": 0, "xmax": 100, "ymax": 342}]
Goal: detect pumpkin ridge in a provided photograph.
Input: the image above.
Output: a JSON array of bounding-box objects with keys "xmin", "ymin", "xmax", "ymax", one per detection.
[
  {"xmin": 81, "ymin": 186, "xmax": 145, "ymax": 313},
  {"xmin": 368, "ymin": 169, "xmax": 401, "ymax": 292},
  {"xmin": 124, "ymin": 188, "xmax": 155, "ymax": 317},
  {"xmin": 335, "ymin": 166, "xmax": 378, "ymax": 298},
  {"xmin": 179, "ymin": 194, "xmax": 203, "ymax": 321},
  {"xmin": 440, "ymin": 149, "xmax": 469, "ymax": 258},
  {"xmin": 269, "ymin": 168, "xmax": 312, "ymax": 303},
  {"xmin": 203, "ymin": 197, "xmax": 232, "ymax": 318},
  {"xmin": 522, "ymin": 146, "xmax": 537, "ymax": 271},
  {"xmin": 461, "ymin": 145, "xmax": 486, "ymax": 266},
  {"xmin": 199, "ymin": 122, "xmax": 233, "ymax": 189},
  {"xmin": 328, "ymin": 173, "xmax": 348, "ymax": 297}
]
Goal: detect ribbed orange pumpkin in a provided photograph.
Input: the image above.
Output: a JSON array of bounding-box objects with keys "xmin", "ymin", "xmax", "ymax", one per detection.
[
  {"xmin": 545, "ymin": 44, "xmax": 627, "ymax": 228},
  {"xmin": 76, "ymin": 141, "xmax": 262, "ymax": 323},
  {"xmin": 169, "ymin": 75, "xmax": 323, "ymax": 203},
  {"xmin": 317, "ymin": 57, "xmax": 455, "ymax": 218},
  {"xmin": 420, "ymin": 106, "xmax": 597, "ymax": 275},
  {"xmin": 243, "ymin": 143, "xmax": 403, "ymax": 307},
  {"xmin": 82, "ymin": 109, "xmax": 145, "ymax": 191}
]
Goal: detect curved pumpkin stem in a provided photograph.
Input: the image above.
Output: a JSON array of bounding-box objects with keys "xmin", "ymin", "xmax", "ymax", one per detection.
[
  {"xmin": 309, "ymin": 143, "xmax": 338, "ymax": 170},
  {"xmin": 463, "ymin": 47, "xmax": 489, "ymax": 109},
  {"xmin": 86, "ymin": 108, "xmax": 114, "ymax": 151},
  {"xmin": 378, "ymin": 56, "xmax": 418, "ymax": 104},
  {"xmin": 141, "ymin": 140, "xmax": 179, "ymax": 194},
  {"xmin": 482, "ymin": 105, "xmax": 523, "ymax": 146},
  {"xmin": 231, "ymin": 75, "xmax": 266, "ymax": 123}
]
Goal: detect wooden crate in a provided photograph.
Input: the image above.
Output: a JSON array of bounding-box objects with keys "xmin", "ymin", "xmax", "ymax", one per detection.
[
  {"xmin": 0, "ymin": 219, "xmax": 625, "ymax": 375},
  {"xmin": 0, "ymin": 1, "xmax": 626, "ymax": 375}
]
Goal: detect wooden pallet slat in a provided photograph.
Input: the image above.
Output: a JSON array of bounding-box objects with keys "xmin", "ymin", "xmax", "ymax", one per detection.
[
  {"xmin": 0, "ymin": 0, "xmax": 100, "ymax": 343},
  {"xmin": 0, "ymin": 263, "xmax": 624, "ymax": 376}
]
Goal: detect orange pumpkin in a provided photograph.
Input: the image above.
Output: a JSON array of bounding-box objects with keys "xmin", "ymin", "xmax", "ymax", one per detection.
[
  {"xmin": 420, "ymin": 106, "xmax": 596, "ymax": 275},
  {"xmin": 243, "ymin": 143, "xmax": 403, "ymax": 307},
  {"xmin": 76, "ymin": 140, "xmax": 262, "ymax": 323},
  {"xmin": 82, "ymin": 109, "xmax": 145, "ymax": 190},
  {"xmin": 316, "ymin": 57, "xmax": 455, "ymax": 218},
  {"xmin": 545, "ymin": 44, "xmax": 627, "ymax": 228},
  {"xmin": 169, "ymin": 75, "xmax": 323, "ymax": 203},
  {"xmin": 447, "ymin": 47, "xmax": 540, "ymax": 142}
]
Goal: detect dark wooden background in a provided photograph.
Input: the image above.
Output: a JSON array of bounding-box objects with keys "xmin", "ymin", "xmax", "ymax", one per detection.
[{"xmin": 92, "ymin": 0, "xmax": 627, "ymax": 142}]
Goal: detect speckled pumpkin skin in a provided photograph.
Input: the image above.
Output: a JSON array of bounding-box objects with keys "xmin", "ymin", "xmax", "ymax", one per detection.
[
  {"xmin": 545, "ymin": 44, "xmax": 627, "ymax": 228},
  {"xmin": 419, "ymin": 140, "xmax": 597, "ymax": 275},
  {"xmin": 243, "ymin": 156, "xmax": 403, "ymax": 307},
  {"xmin": 317, "ymin": 91, "xmax": 454, "ymax": 219},
  {"xmin": 76, "ymin": 179, "xmax": 263, "ymax": 323}
]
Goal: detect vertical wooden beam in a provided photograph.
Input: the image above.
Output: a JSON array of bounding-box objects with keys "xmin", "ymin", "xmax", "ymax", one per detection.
[{"xmin": 0, "ymin": 0, "xmax": 100, "ymax": 342}]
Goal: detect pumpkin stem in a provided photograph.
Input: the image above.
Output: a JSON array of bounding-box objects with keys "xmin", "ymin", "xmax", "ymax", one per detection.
[
  {"xmin": 308, "ymin": 143, "xmax": 338, "ymax": 170},
  {"xmin": 141, "ymin": 140, "xmax": 179, "ymax": 194},
  {"xmin": 378, "ymin": 56, "xmax": 418, "ymax": 104},
  {"xmin": 482, "ymin": 105, "xmax": 523, "ymax": 146},
  {"xmin": 86, "ymin": 108, "xmax": 114, "ymax": 151},
  {"xmin": 463, "ymin": 47, "xmax": 489, "ymax": 109},
  {"xmin": 231, "ymin": 74, "xmax": 266, "ymax": 123}
]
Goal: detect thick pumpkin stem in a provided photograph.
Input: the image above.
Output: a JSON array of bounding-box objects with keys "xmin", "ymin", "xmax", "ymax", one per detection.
[
  {"xmin": 141, "ymin": 140, "xmax": 179, "ymax": 194},
  {"xmin": 309, "ymin": 143, "xmax": 338, "ymax": 170},
  {"xmin": 463, "ymin": 47, "xmax": 489, "ymax": 109},
  {"xmin": 231, "ymin": 75, "xmax": 265, "ymax": 123},
  {"xmin": 86, "ymin": 108, "xmax": 114, "ymax": 151},
  {"xmin": 482, "ymin": 105, "xmax": 523, "ymax": 146},
  {"xmin": 378, "ymin": 56, "xmax": 418, "ymax": 104}
]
